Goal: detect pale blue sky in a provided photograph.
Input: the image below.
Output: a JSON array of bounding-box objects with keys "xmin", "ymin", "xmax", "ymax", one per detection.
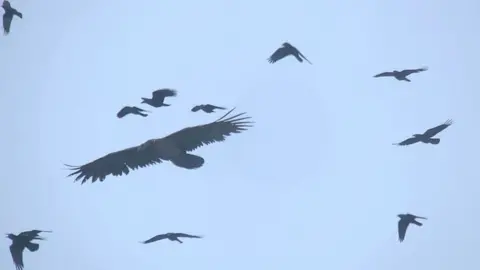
[{"xmin": 1, "ymin": 0, "xmax": 479, "ymax": 269}]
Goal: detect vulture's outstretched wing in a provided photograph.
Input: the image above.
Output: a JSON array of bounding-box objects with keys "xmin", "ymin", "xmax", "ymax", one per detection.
[
  {"xmin": 140, "ymin": 234, "xmax": 168, "ymax": 244},
  {"xmin": 162, "ymin": 108, "xmax": 253, "ymax": 152},
  {"xmin": 373, "ymin": 71, "xmax": 395, "ymax": 78},
  {"xmin": 9, "ymin": 244, "xmax": 24, "ymax": 270},
  {"xmin": 175, "ymin": 233, "xmax": 202, "ymax": 238},
  {"xmin": 393, "ymin": 137, "xmax": 421, "ymax": 146},
  {"xmin": 117, "ymin": 107, "xmax": 132, "ymax": 118},
  {"xmin": 65, "ymin": 144, "xmax": 163, "ymax": 184},
  {"xmin": 19, "ymin": 230, "xmax": 51, "ymax": 238},
  {"xmin": 152, "ymin": 89, "xmax": 177, "ymax": 99},
  {"xmin": 268, "ymin": 47, "xmax": 290, "ymax": 64},
  {"xmin": 398, "ymin": 219, "xmax": 409, "ymax": 242},
  {"xmin": 422, "ymin": 119, "xmax": 452, "ymax": 137},
  {"xmin": 3, "ymin": 13, "xmax": 12, "ymax": 34},
  {"xmin": 191, "ymin": 105, "xmax": 203, "ymax": 112},
  {"xmin": 401, "ymin": 67, "xmax": 428, "ymax": 76}
]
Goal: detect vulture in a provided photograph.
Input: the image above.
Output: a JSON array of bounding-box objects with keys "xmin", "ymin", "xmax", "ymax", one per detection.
[
  {"xmin": 141, "ymin": 88, "xmax": 177, "ymax": 108},
  {"xmin": 117, "ymin": 106, "xmax": 150, "ymax": 118},
  {"xmin": 268, "ymin": 42, "xmax": 312, "ymax": 64},
  {"xmin": 191, "ymin": 104, "xmax": 227, "ymax": 113},
  {"xmin": 373, "ymin": 67, "xmax": 428, "ymax": 82},
  {"xmin": 393, "ymin": 119, "xmax": 453, "ymax": 146},
  {"xmin": 6, "ymin": 230, "xmax": 51, "ymax": 270},
  {"xmin": 397, "ymin": 213, "xmax": 427, "ymax": 242},
  {"xmin": 65, "ymin": 108, "xmax": 253, "ymax": 184},
  {"xmin": 2, "ymin": 0, "xmax": 22, "ymax": 35},
  {"xmin": 140, "ymin": 233, "xmax": 202, "ymax": 244}
]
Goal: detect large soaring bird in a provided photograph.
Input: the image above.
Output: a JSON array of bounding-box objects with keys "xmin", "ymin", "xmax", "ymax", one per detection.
[
  {"xmin": 268, "ymin": 42, "xmax": 312, "ymax": 64},
  {"xmin": 117, "ymin": 106, "xmax": 150, "ymax": 118},
  {"xmin": 191, "ymin": 104, "xmax": 226, "ymax": 113},
  {"xmin": 141, "ymin": 88, "xmax": 177, "ymax": 108},
  {"xmin": 393, "ymin": 119, "xmax": 453, "ymax": 146},
  {"xmin": 6, "ymin": 230, "xmax": 51, "ymax": 270},
  {"xmin": 397, "ymin": 213, "xmax": 427, "ymax": 242},
  {"xmin": 140, "ymin": 233, "xmax": 202, "ymax": 244},
  {"xmin": 373, "ymin": 67, "xmax": 428, "ymax": 82},
  {"xmin": 65, "ymin": 108, "xmax": 253, "ymax": 184},
  {"xmin": 2, "ymin": 0, "xmax": 22, "ymax": 35}
]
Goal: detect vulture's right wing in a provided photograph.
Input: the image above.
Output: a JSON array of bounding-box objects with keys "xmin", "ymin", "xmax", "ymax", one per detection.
[
  {"xmin": 373, "ymin": 71, "xmax": 395, "ymax": 78},
  {"xmin": 9, "ymin": 244, "xmax": 24, "ymax": 270},
  {"xmin": 152, "ymin": 89, "xmax": 177, "ymax": 99},
  {"xmin": 116, "ymin": 107, "xmax": 131, "ymax": 118},
  {"xmin": 393, "ymin": 137, "xmax": 421, "ymax": 146},
  {"xmin": 397, "ymin": 220, "xmax": 409, "ymax": 242},
  {"xmin": 140, "ymin": 234, "xmax": 168, "ymax": 244},
  {"xmin": 3, "ymin": 13, "xmax": 12, "ymax": 34},
  {"xmin": 268, "ymin": 47, "xmax": 290, "ymax": 64}
]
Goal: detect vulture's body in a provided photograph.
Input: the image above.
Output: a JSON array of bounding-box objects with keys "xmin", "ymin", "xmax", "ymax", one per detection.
[
  {"xmin": 140, "ymin": 233, "xmax": 202, "ymax": 244},
  {"xmin": 397, "ymin": 213, "xmax": 427, "ymax": 242},
  {"xmin": 191, "ymin": 104, "xmax": 226, "ymax": 113},
  {"xmin": 373, "ymin": 67, "xmax": 428, "ymax": 82},
  {"xmin": 268, "ymin": 42, "xmax": 312, "ymax": 64},
  {"xmin": 394, "ymin": 119, "xmax": 453, "ymax": 146}
]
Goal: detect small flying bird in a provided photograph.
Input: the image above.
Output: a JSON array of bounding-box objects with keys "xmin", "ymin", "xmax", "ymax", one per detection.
[
  {"xmin": 141, "ymin": 88, "xmax": 177, "ymax": 108},
  {"xmin": 373, "ymin": 67, "xmax": 428, "ymax": 82},
  {"xmin": 65, "ymin": 108, "xmax": 254, "ymax": 184},
  {"xmin": 117, "ymin": 106, "xmax": 150, "ymax": 118},
  {"xmin": 393, "ymin": 119, "xmax": 453, "ymax": 146},
  {"xmin": 2, "ymin": 0, "xmax": 22, "ymax": 35},
  {"xmin": 191, "ymin": 104, "xmax": 227, "ymax": 113},
  {"xmin": 267, "ymin": 42, "xmax": 312, "ymax": 64},
  {"xmin": 140, "ymin": 233, "xmax": 202, "ymax": 244},
  {"xmin": 6, "ymin": 230, "xmax": 51, "ymax": 270},
  {"xmin": 397, "ymin": 213, "xmax": 427, "ymax": 242}
]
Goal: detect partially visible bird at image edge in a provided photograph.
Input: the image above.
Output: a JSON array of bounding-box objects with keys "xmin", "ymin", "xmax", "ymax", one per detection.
[{"xmin": 2, "ymin": 0, "xmax": 22, "ymax": 35}]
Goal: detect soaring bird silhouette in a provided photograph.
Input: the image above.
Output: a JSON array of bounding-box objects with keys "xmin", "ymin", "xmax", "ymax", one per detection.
[
  {"xmin": 268, "ymin": 42, "xmax": 312, "ymax": 64},
  {"xmin": 140, "ymin": 233, "xmax": 202, "ymax": 244},
  {"xmin": 6, "ymin": 230, "xmax": 51, "ymax": 270},
  {"xmin": 191, "ymin": 104, "xmax": 226, "ymax": 113},
  {"xmin": 141, "ymin": 89, "xmax": 177, "ymax": 108},
  {"xmin": 117, "ymin": 106, "xmax": 150, "ymax": 118},
  {"xmin": 65, "ymin": 108, "xmax": 253, "ymax": 184},
  {"xmin": 397, "ymin": 213, "xmax": 427, "ymax": 242},
  {"xmin": 393, "ymin": 119, "xmax": 453, "ymax": 146},
  {"xmin": 2, "ymin": 0, "xmax": 22, "ymax": 35},
  {"xmin": 373, "ymin": 67, "xmax": 428, "ymax": 82}
]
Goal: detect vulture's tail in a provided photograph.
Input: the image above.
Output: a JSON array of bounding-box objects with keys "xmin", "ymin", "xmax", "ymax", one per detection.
[
  {"xmin": 171, "ymin": 154, "xmax": 204, "ymax": 169},
  {"xmin": 427, "ymin": 138, "xmax": 440, "ymax": 144}
]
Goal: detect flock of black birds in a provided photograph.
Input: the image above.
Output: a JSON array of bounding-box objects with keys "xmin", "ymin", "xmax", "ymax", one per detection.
[{"xmin": 4, "ymin": 1, "xmax": 455, "ymax": 269}]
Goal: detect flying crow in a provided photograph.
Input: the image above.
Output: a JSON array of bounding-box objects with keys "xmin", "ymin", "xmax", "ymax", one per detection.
[
  {"xmin": 191, "ymin": 104, "xmax": 226, "ymax": 113},
  {"xmin": 117, "ymin": 106, "xmax": 150, "ymax": 118},
  {"xmin": 268, "ymin": 42, "xmax": 312, "ymax": 64},
  {"xmin": 65, "ymin": 108, "xmax": 253, "ymax": 184},
  {"xmin": 373, "ymin": 67, "xmax": 428, "ymax": 82},
  {"xmin": 140, "ymin": 233, "xmax": 202, "ymax": 244},
  {"xmin": 2, "ymin": 0, "xmax": 22, "ymax": 35},
  {"xmin": 6, "ymin": 230, "xmax": 51, "ymax": 270},
  {"xmin": 394, "ymin": 119, "xmax": 453, "ymax": 146},
  {"xmin": 397, "ymin": 213, "xmax": 427, "ymax": 242},
  {"xmin": 141, "ymin": 88, "xmax": 177, "ymax": 108}
]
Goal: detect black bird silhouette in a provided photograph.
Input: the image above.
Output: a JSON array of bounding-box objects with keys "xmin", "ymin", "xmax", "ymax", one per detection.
[
  {"xmin": 65, "ymin": 108, "xmax": 253, "ymax": 184},
  {"xmin": 373, "ymin": 67, "xmax": 428, "ymax": 82},
  {"xmin": 6, "ymin": 230, "xmax": 51, "ymax": 270},
  {"xmin": 397, "ymin": 213, "xmax": 427, "ymax": 242},
  {"xmin": 117, "ymin": 106, "xmax": 150, "ymax": 118},
  {"xmin": 2, "ymin": 0, "xmax": 22, "ymax": 35},
  {"xmin": 268, "ymin": 42, "xmax": 312, "ymax": 64},
  {"xmin": 140, "ymin": 233, "xmax": 202, "ymax": 244},
  {"xmin": 191, "ymin": 104, "xmax": 226, "ymax": 113},
  {"xmin": 393, "ymin": 119, "xmax": 453, "ymax": 146},
  {"xmin": 141, "ymin": 89, "xmax": 177, "ymax": 108}
]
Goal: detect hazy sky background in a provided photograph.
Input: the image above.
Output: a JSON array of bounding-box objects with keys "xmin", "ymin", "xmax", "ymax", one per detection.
[{"xmin": 1, "ymin": 0, "xmax": 479, "ymax": 269}]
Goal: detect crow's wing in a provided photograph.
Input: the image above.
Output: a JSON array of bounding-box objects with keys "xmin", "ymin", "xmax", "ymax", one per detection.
[
  {"xmin": 3, "ymin": 13, "xmax": 12, "ymax": 34},
  {"xmin": 18, "ymin": 230, "xmax": 51, "ymax": 238},
  {"xmin": 9, "ymin": 244, "xmax": 24, "ymax": 270},
  {"xmin": 393, "ymin": 136, "xmax": 421, "ymax": 146},
  {"xmin": 373, "ymin": 71, "xmax": 395, "ymax": 78},
  {"xmin": 116, "ymin": 107, "xmax": 132, "ymax": 118},
  {"xmin": 191, "ymin": 105, "xmax": 203, "ymax": 112},
  {"xmin": 267, "ymin": 46, "xmax": 291, "ymax": 64},
  {"xmin": 398, "ymin": 219, "xmax": 410, "ymax": 242},
  {"xmin": 174, "ymin": 233, "xmax": 202, "ymax": 239},
  {"xmin": 422, "ymin": 119, "xmax": 452, "ymax": 138},
  {"xmin": 205, "ymin": 104, "xmax": 226, "ymax": 110},
  {"xmin": 161, "ymin": 108, "xmax": 253, "ymax": 152},
  {"xmin": 152, "ymin": 89, "xmax": 177, "ymax": 99},
  {"xmin": 401, "ymin": 67, "xmax": 428, "ymax": 76},
  {"xmin": 65, "ymin": 143, "xmax": 163, "ymax": 184},
  {"xmin": 140, "ymin": 234, "xmax": 168, "ymax": 244}
]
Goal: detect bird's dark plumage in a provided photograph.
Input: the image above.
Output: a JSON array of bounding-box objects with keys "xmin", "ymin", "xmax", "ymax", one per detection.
[
  {"xmin": 268, "ymin": 42, "xmax": 312, "ymax": 64},
  {"xmin": 373, "ymin": 67, "xmax": 428, "ymax": 82},
  {"xmin": 141, "ymin": 88, "xmax": 177, "ymax": 108},
  {"xmin": 65, "ymin": 108, "xmax": 254, "ymax": 184},
  {"xmin": 394, "ymin": 119, "xmax": 453, "ymax": 146},
  {"xmin": 117, "ymin": 106, "xmax": 150, "ymax": 118},
  {"xmin": 397, "ymin": 213, "xmax": 427, "ymax": 242},
  {"xmin": 140, "ymin": 233, "xmax": 202, "ymax": 244},
  {"xmin": 2, "ymin": 0, "xmax": 22, "ymax": 35},
  {"xmin": 6, "ymin": 230, "xmax": 50, "ymax": 270},
  {"xmin": 191, "ymin": 104, "xmax": 227, "ymax": 113}
]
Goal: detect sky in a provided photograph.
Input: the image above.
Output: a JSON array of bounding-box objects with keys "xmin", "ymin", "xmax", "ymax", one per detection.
[{"xmin": 1, "ymin": 0, "xmax": 479, "ymax": 269}]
